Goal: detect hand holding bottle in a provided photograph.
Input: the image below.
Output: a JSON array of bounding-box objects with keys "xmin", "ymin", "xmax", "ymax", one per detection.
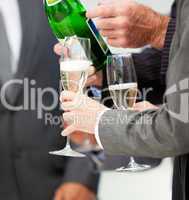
[{"xmin": 87, "ymin": 0, "xmax": 170, "ymax": 49}]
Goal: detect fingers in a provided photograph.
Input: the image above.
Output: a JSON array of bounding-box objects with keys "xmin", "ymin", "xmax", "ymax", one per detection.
[
  {"xmin": 133, "ymin": 102, "xmax": 146, "ymax": 112},
  {"xmin": 54, "ymin": 43, "xmax": 62, "ymax": 56},
  {"xmin": 95, "ymin": 17, "xmax": 122, "ymax": 30},
  {"xmin": 60, "ymin": 91, "xmax": 85, "ymax": 111},
  {"xmin": 86, "ymin": 70, "xmax": 103, "ymax": 87},
  {"xmin": 62, "ymin": 111, "xmax": 79, "ymax": 136},
  {"xmin": 61, "ymin": 125, "xmax": 75, "ymax": 136},
  {"xmin": 54, "ymin": 43, "xmax": 69, "ymax": 57},
  {"xmin": 60, "ymin": 91, "xmax": 77, "ymax": 102},
  {"xmin": 107, "ymin": 38, "xmax": 128, "ymax": 47},
  {"xmin": 87, "ymin": 66, "xmax": 96, "ymax": 76},
  {"xmin": 133, "ymin": 101, "xmax": 159, "ymax": 112},
  {"xmin": 85, "ymin": 75, "xmax": 98, "ymax": 87},
  {"xmin": 100, "ymin": 28, "xmax": 126, "ymax": 38},
  {"xmin": 62, "ymin": 100, "xmax": 82, "ymax": 111}
]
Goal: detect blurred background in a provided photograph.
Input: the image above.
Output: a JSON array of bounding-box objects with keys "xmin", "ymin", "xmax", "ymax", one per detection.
[{"xmin": 82, "ymin": 0, "xmax": 174, "ymax": 199}]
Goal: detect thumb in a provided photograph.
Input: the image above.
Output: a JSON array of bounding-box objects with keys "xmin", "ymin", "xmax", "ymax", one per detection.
[{"xmin": 60, "ymin": 90, "xmax": 77, "ymax": 102}]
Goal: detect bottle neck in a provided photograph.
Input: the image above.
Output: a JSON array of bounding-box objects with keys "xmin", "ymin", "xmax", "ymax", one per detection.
[
  {"xmin": 67, "ymin": 0, "xmax": 85, "ymax": 10},
  {"xmin": 46, "ymin": 0, "xmax": 62, "ymax": 6},
  {"xmin": 46, "ymin": 0, "xmax": 84, "ymax": 11}
]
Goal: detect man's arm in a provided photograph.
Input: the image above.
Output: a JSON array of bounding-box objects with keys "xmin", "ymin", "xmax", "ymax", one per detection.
[{"xmin": 98, "ymin": 1, "xmax": 189, "ymax": 158}]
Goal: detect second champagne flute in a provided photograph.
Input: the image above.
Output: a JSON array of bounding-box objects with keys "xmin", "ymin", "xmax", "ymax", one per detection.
[{"xmin": 107, "ymin": 54, "xmax": 151, "ymax": 172}]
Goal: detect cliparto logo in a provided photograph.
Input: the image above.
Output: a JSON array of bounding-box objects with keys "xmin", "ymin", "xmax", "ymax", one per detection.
[{"xmin": 164, "ymin": 78, "xmax": 189, "ymax": 123}]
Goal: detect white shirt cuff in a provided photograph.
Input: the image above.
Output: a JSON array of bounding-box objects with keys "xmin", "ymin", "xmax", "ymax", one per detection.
[{"xmin": 94, "ymin": 108, "xmax": 110, "ymax": 149}]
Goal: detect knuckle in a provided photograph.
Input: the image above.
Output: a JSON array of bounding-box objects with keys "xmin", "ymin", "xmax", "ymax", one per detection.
[
  {"xmin": 101, "ymin": 19, "xmax": 114, "ymax": 29},
  {"xmin": 118, "ymin": 17, "xmax": 128, "ymax": 28},
  {"xmin": 119, "ymin": 29, "xmax": 127, "ymax": 36},
  {"xmin": 106, "ymin": 22, "xmax": 113, "ymax": 29}
]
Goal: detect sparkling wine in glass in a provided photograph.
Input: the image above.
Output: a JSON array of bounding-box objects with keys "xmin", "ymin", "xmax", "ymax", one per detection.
[{"xmin": 107, "ymin": 54, "xmax": 151, "ymax": 172}]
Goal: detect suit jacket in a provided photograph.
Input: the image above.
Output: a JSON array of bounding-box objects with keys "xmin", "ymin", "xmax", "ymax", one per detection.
[
  {"xmin": 0, "ymin": 1, "xmax": 99, "ymax": 200},
  {"xmin": 101, "ymin": 47, "xmax": 163, "ymax": 169},
  {"xmin": 100, "ymin": 2, "xmax": 178, "ymax": 169},
  {"xmin": 99, "ymin": 0, "xmax": 189, "ymax": 199},
  {"xmin": 133, "ymin": 4, "xmax": 183, "ymax": 200}
]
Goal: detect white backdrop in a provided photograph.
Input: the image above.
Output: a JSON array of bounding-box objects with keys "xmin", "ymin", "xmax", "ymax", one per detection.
[
  {"xmin": 82, "ymin": 0, "xmax": 174, "ymax": 13},
  {"xmin": 81, "ymin": 0, "xmax": 174, "ymax": 199}
]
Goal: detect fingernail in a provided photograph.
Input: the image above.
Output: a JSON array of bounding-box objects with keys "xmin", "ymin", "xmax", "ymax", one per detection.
[{"xmin": 61, "ymin": 130, "xmax": 68, "ymax": 137}]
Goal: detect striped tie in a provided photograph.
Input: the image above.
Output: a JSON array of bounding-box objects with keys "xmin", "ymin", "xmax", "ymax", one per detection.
[{"xmin": 160, "ymin": 2, "xmax": 177, "ymax": 83}]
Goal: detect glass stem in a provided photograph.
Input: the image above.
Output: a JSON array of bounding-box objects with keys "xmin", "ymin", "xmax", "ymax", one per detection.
[
  {"xmin": 130, "ymin": 156, "xmax": 136, "ymax": 164},
  {"xmin": 66, "ymin": 136, "xmax": 71, "ymax": 148},
  {"xmin": 118, "ymin": 107, "xmax": 138, "ymax": 166}
]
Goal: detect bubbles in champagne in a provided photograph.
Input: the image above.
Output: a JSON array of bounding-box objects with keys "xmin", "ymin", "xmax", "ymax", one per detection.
[
  {"xmin": 108, "ymin": 83, "xmax": 137, "ymax": 91},
  {"xmin": 60, "ymin": 60, "xmax": 91, "ymax": 93},
  {"xmin": 60, "ymin": 60, "xmax": 92, "ymax": 71},
  {"xmin": 109, "ymin": 83, "xmax": 138, "ymax": 109}
]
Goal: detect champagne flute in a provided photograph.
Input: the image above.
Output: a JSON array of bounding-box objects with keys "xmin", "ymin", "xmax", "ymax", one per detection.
[
  {"xmin": 49, "ymin": 36, "xmax": 92, "ymax": 157},
  {"xmin": 106, "ymin": 54, "xmax": 151, "ymax": 172}
]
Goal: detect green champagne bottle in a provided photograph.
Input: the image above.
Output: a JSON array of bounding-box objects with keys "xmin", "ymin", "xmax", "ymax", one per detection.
[{"xmin": 44, "ymin": 0, "xmax": 111, "ymax": 71}]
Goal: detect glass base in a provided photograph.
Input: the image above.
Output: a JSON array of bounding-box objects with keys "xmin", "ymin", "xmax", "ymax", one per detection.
[
  {"xmin": 49, "ymin": 146, "xmax": 86, "ymax": 157},
  {"xmin": 116, "ymin": 162, "xmax": 151, "ymax": 172}
]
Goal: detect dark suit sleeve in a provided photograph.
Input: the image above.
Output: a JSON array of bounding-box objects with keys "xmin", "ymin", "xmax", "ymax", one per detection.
[
  {"xmin": 62, "ymin": 157, "xmax": 99, "ymax": 193},
  {"xmin": 132, "ymin": 17, "xmax": 176, "ymax": 86},
  {"xmin": 132, "ymin": 48, "xmax": 162, "ymax": 84},
  {"xmin": 132, "ymin": 48, "xmax": 166, "ymax": 105},
  {"xmin": 131, "ymin": 17, "xmax": 176, "ymax": 105},
  {"xmin": 98, "ymin": 1, "xmax": 189, "ymax": 158}
]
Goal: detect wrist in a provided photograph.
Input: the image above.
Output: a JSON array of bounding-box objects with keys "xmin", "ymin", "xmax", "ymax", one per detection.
[{"xmin": 151, "ymin": 15, "xmax": 170, "ymax": 49}]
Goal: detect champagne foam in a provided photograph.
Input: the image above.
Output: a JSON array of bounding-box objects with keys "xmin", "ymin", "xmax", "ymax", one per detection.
[
  {"xmin": 60, "ymin": 60, "xmax": 92, "ymax": 72},
  {"xmin": 109, "ymin": 83, "xmax": 137, "ymax": 90}
]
